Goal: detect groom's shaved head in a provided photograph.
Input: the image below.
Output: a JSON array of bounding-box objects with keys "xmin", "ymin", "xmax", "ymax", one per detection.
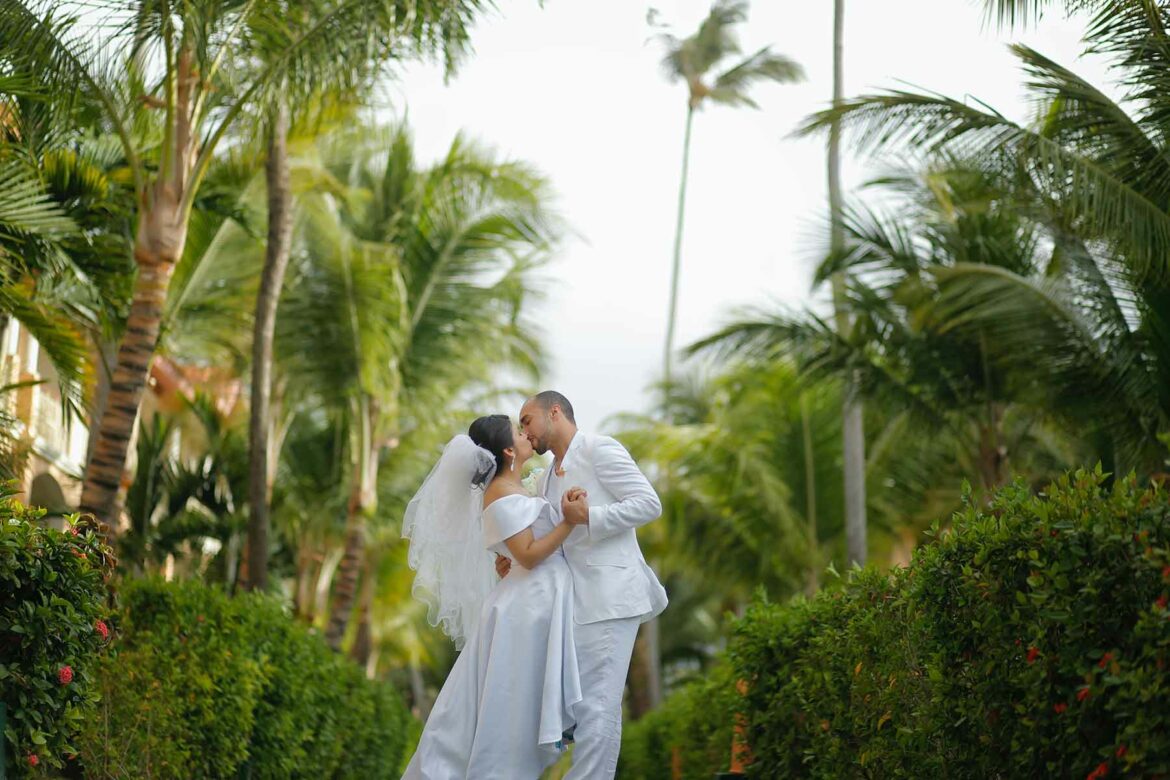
[
  {"xmin": 520, "ymin": 390, "xmax": 577, "ymax": 457},
  {"xmin": 529, "ymin": 391, "xmax": 576, "ymax": 424}
]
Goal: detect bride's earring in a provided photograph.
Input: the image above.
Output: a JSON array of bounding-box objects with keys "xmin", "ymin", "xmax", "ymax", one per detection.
[{"xmin": 510, "ymin": 455, "xmax": 516, "ymax": 472}]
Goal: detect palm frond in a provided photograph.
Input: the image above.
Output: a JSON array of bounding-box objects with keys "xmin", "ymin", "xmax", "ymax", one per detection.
[
  {"xmin": 708, "ymin": 47, "xmax": 804, "ymax": 108},
  {"xmin": 659, "ymin": 0, "xmax": 747, "ymax": 82},
  {"xmin": 0, "ymin": 159, "xmax": 77, "ymax": 249},
  {"xmin": 1014, "ymin": 44, "xmax": 1170, "ymax": 200},
  {"xmin": 931, "ymin": 262, "xmax": 1164, "ymax": 466},
  {"xmin": 0, "ymin": 281, "xmax": 89, "ymax": 410},
  {"xmin": 800, "ymin": 90, "xmax": 1170, "ymax": 282}
]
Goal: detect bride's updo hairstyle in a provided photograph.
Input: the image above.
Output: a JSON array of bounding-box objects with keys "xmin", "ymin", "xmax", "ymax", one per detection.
[{"xmin": 468, "ymin": 415, "xmax": 513, "ymax": 487}]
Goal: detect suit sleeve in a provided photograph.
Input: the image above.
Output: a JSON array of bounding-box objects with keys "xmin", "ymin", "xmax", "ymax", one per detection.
[{"xmin": 587, "ymin": 436, "xmax": 663, "ymax": 541}]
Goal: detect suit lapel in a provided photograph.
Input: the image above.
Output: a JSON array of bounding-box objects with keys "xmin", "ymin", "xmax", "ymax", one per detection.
[{"xmin": 560, "ymin": 432, "xmax": 585, "ymax": 475}]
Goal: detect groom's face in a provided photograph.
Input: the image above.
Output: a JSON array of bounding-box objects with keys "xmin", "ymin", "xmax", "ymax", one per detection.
[{"xmin": 519, "ymin": 401, "xmax": 553, "ymax": 455}]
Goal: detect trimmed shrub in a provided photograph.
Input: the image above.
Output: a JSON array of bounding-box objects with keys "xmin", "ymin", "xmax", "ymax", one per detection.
[
  {"xmin": 618, "ymin": 661, "xmax": 738, "ymax": 780},
  {"xmin": 902, "ymin": 471, "xmax": 1170, "ymax": 777},
  {"xmin": 625, "ymin": 470, "xmax": 1170, "ymax": 778},
  {"xmin": 0, "ymin": 489, "xmax": 114, "ymax": 776},
  {"xmin": 76, "ymin": 579, "xmax": 411, "ymax": 779}
]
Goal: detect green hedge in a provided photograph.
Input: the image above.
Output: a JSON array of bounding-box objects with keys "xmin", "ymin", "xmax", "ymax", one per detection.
[
  {"xmin": 0, "ymin": 489, "xmax": 114, "ymax": 776},
  {"xmin": 76, "ymin": 578, "xmax": 410, "ymax": 779},
  {"xmin": 618, "ymin": 662, "xmax": 737, "ymax": 780},
  {"xmin": 621, "ymin": 470, "xmax": 1170, "ymax": 779}
]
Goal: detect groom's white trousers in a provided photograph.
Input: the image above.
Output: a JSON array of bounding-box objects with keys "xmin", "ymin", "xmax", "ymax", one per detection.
[{"xmin": 565, "ymin": 615, "xmax": 641, "ymax": 780}]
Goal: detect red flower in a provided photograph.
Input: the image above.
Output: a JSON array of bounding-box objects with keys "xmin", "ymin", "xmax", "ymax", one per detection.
[
  {"xmin": 69, "ymin": 525, "xmax": 80, "ymax": 536},
  {"xmin": 58, "ymin": 665, "xmax": 73, "ymax": 685},
  {"xmin": 1077, "ymin": 686, "xmax": 1091, "ymax": 702},
  {"xmin": 1116, "ymin": 745, "xmax": 1127, "ymax": 759},
  {"xmin": 95, "ymin": 620, "xmax": 110, "ymax": 641},
  {"xmin": 1162, "ymin": 565, "xmax": 1170, "ymax": 580},
  {"xmin": 27, "ymin": 754, "xmax": 38, "ymax": 767},
  {"xmin": 1099, "ymin": 652, "xmax": 1114, "ymax": 669},
  {"xmin": 1053, "ymin": 702, "xmax": 1068, "ymax": 714},
  {"xmin": 1086, "ymin": 761, "xmax": 1109, "ymax": 780},
  {"xmin": 1026, "ymin": 646, "xmax": 1040, "ymax": 664},
  {"xmin": 1156, "ymin": 595, "xmax": 1169, "ymax": 611}
]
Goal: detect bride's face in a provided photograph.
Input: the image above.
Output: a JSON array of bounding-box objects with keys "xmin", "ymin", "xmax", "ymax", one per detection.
[{"xmin": 510, "ymin": 422, "xmax": 535, "ymax": 466}]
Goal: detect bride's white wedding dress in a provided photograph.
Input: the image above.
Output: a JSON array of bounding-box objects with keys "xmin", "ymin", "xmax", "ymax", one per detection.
[{"xmin": 402, "ymin": 494, "xmax": 581, "ymax": 780}]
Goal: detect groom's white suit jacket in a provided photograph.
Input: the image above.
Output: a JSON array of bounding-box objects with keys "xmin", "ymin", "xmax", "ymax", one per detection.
[{"xmin": 539, "ymin": 431, "xmax": 669, "ymax": 625}]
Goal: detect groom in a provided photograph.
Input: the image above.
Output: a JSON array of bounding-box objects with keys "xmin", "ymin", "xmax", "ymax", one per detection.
[{"xmin": 498, "ymin": 390, "xmax": 668, "ymax": 779}]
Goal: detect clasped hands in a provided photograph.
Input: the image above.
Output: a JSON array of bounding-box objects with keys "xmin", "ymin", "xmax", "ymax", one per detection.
[{"xmin": 494, "ymin": 486, "xmax": 588, "ymax": 579}]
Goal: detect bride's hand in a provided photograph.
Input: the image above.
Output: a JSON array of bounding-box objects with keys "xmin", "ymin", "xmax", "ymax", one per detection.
[{"xmin": 562, "ymin": 487, "xmax": 589, "ymax": 526}]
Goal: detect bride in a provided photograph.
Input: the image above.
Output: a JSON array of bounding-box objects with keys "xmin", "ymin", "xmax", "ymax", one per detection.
[{"xmin": 401, "ymin": 414, "xmax": 584, "ymax": 779}]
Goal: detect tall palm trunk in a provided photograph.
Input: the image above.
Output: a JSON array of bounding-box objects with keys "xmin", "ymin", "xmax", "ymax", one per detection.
[
  {"xmin": 637, "ymin": 100, "xmax": 696, "ymax": 714},
  {"xmin": 326, "ymin": 397, "xmax": 377, "ymax": 649},
  {"xmin": 79, "ymin": 47, "xmax": 198, "ymax": 529},
  {"xmin": 246, "ymin": 102, "xmax": 294, "ymax": 592},
  {"xmin": 663, "ymin": 104, "xmax": 695, "ymax": 381},
  {"xmin": 800, "ymin": 393, "xmax": 819, "ymax": 592},
  {"xmin": 977, "ymin": 334, "xmax": 1007, "ymax": 494},
  {"xmin": 828, "ymin": 0, "xmax": 867, "ymax": 567},
  {"xmin": 349, "ymin": 558, "xmax": 375, "ymax": 671}
]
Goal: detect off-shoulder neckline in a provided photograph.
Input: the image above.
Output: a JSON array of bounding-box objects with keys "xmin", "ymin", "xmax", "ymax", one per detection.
[{"xmin": 482, "ymin": 493, "xmax": 541, "ymax": 512}]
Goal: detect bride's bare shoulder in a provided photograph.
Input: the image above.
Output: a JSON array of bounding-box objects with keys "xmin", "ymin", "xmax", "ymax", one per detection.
[{"xmin": 482, "ymin": 484, "xmax": 530, "ymax": 510}]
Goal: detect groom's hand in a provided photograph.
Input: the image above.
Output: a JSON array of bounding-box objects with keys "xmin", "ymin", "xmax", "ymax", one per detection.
[
  {"xmin": 562, "ymin": 488, "xmax": 590, "ymax": 526},
  {"xmin": 495, "ymin": 554, "xmax": 511, "ymax": 578}
]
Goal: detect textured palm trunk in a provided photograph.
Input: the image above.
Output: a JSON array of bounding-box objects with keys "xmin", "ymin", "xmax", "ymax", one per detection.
[
  {"xmin": 246, "ymin": 103, "xmax": 294, "ymax": 592},
  {"xmin": 349, "ymin": 559, "xmax": 375, "ymax": 671},
  {"xmin": 79, "ymin": 191, "xmax": 186, "ymax": 526},
  {"xmin": 326, "ymin": 399, "xmax": 378, "ymax": 649},
  {"xmin": 976, "ymin": 334, "xmax": 1008, "ymax": 495},
  {"xmin": 828, "ymin": 0, "xmax": 868, "ymax": 567},
  {"xmin": 80, "ymin": 47, "xmax": 198, "ymax": 530},
  {"xmin": 977, "ymin": 404, "xmax": 1007, "ymax": 494}
]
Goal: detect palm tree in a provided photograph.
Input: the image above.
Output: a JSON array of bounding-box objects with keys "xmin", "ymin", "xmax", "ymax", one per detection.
[
  {"xmin": 654, "ymin": 0, "xmax": 803, "ymax": 381},
  {"xmin": 691, "ymin": 163, "xmax": 1085, "ymax": 501},
  {"xmin": 617, "ymin": 365, "xmax": 835, "ymax": 599},
  {"xmin": 244, "ymin": 2, "xmax": 484, "ymax": 592},
  {"xmin": 646, "ymin": 0, "xmax": 803, "ymax": 710},
  {"xmin": 0, "ymin": 121, "xmax": 136, "ymax": 420},
  {"xmin": 0, "ymin": 0, "xmax": 478, "ymax": 529},
  {"xmin": 273, "ymin": 124, "xmax": 559, "ymax": 650},
  {"xmin": 797, "ymin": 0, "xmax": 1170, "ymax": 473},
  {"xmin": 121, "ymin": 393, "xmax": 249, "ymax": 579}
]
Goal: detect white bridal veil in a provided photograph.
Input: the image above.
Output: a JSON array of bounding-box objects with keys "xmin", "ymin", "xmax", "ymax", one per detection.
[{"xmin": 402, "ymin": 435, "xmax": 500, "ymax": 650}]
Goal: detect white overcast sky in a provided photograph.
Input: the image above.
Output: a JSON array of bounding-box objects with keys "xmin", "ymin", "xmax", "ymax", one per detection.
[{"xmin": 385, "ymin": 1, "xmax": 1111, "ymax": 432}]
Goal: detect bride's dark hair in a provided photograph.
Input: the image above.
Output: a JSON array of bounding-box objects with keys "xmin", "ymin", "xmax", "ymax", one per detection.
[{"xmin": 468, "ymin": 415, "xmax": 513, "ymax": 487}]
